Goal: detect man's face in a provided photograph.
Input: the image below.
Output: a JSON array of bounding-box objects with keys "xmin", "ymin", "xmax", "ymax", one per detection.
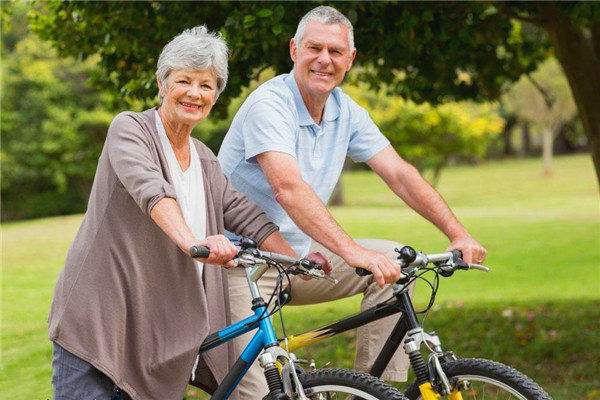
[{"xmin": 290, "ymin": 21, "xmax": 356, "ymax": 97}]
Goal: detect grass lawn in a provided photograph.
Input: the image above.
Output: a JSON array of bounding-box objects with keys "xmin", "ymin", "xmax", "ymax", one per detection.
[{"xmin": 2, "ymin": 154, "xmax": 599, "ymax": 399}]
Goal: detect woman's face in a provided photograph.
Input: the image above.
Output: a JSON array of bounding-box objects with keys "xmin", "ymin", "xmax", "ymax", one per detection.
[{"xmin": 158, "ymin": 68, "xmax": 218, "ymax": 127}]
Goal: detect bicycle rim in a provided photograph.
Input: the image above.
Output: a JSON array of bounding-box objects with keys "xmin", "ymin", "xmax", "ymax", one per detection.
[
  {"xmin": 460, "ymin": 374, "xmax": 533, "ymax": 399},
  {"xmin": 305, "ymin": 384, "xmax": 382, "ymax": 400}
]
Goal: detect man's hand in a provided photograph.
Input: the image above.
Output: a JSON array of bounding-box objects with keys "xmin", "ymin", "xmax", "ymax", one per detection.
[
  {"xmin": 306, "ymin": 251, "xmax": 332, "ymax": 275},
  {"xmin": 343, "ymin": 246, "xmax": 401, "ymax": 287},
  {"xmin": 193, "ymin": 234, "xmax": 238, "ymax": 268},
  {"xmin": 447, "ymin": 236, "xmax": 486, "ymax": 264}
]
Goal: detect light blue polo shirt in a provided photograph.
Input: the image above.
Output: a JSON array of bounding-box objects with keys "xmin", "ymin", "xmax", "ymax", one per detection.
[{"xmin": 218, "ymin": 73, "xmax": 389, "ymax": 256}]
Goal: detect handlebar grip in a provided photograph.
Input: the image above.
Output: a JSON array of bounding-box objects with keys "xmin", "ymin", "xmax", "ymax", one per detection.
[
  {"xmin": 451, "ymin": 249, "xmax": 463, "ymax": 260},
  {"xmin": 355, "ymin": 267, "xmax": 372, "ymax": 276},
  {"xmin": 190, "ymin": 245, "xmax": 210, "ymax": 259}
]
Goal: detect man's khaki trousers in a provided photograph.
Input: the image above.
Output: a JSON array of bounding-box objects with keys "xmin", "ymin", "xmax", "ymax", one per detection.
[{"xmin": 228, "ymin": 238, "xmax": 413, "ymax": 400}]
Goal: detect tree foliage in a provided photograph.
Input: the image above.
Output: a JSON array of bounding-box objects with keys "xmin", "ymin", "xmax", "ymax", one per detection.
[
  {"xmin": 29, "ymin": 2, "xmax": 600, "ymax": 183},
  {"xmin": 503, "ymin": 58, "xmax": 576, "ymax": 132},
  {"xmin": 29, "ymin": 2, "xmax": 548, "ymax": 112},
  {"xmin": 503, "ymin": 57, "xmax": 579, "ymax": 175},
  {"xmin": 1, "ymin": 3, "xmax": 113, "ymax": 220},
  {"xmin": 346, "ymin": 83, "xmax": 503, "ymax": 185}
]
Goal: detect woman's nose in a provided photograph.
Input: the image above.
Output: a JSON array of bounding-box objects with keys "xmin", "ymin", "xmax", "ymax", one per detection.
[{"xmin": 187, "ymin": 84, "xmax": 201, "ymax": 98}]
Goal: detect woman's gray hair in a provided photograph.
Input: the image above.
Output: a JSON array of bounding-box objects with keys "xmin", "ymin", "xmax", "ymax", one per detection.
[
  {"xmin": 293, "ymin": 6, "xmax": 355, "ymax": 52},
  {"xmin": 156, "ymin": 25, "xmax": 229, "ymax": 99}
]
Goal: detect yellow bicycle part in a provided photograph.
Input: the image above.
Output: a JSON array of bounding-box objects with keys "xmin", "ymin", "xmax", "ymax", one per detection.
[{"xmin": 418, "ymin": 382, "xmax": 464, "ymax": 400}]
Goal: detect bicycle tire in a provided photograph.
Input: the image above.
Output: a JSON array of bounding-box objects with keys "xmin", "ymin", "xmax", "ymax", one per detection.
[
  {"xmin": 299, "ymin": 368, "xmax": 408, "ymax": 399},
  {"xmin": 404, "ymin": 358, "xmax": 552, "ymax": 400}
]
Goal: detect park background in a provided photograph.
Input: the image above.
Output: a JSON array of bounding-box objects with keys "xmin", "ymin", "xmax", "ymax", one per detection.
[{"xmin": 1, "ymin": 1, "xmax": 599, "ymax": 399}]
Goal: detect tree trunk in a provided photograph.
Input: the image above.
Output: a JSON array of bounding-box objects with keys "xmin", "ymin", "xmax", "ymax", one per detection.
[
  {"xmin": 502, "ymin": 114, "xmax": 517, "ymax": 156},
  {"xmin": 521, "ymin": 122, "xmax": 532, "ymax": 157},
  {"xmin": 553, "ymin": 121, "xmax": 575, "ymax": 154},
  {"xmin": 542, "ymin": 128, "xmax": 553, "ymax": 176},
  {"xmin": 541, "ymin": 4, "xmax": 600, "ymax": 186}
]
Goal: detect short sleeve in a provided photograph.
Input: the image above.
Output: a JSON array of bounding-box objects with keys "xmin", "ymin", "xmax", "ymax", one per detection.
[
  {"xmin": 347, "ymin": 102, "xmax": 390, "ymax": 163},
  {"xmin": 242, "ymin": 98, "xmax": 298, "ymax": 163},
  {"xmin": 106, "ymin": 113, "xmax": 176, "ymax": 214}
]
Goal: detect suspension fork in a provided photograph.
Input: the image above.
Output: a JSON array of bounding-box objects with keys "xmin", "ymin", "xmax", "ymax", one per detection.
[
  {"xmin": 373, "ymin": 290, "xmax": 462, "ymax": 399},
  {"xmin": 404, "ymin": 294, "xmax": 463, "ymax": 400}
]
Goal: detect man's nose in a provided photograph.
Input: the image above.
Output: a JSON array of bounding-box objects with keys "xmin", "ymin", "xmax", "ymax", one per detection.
[{"xmin": 316, "ymin": 48, "xmax": 332, "ymax": 65}]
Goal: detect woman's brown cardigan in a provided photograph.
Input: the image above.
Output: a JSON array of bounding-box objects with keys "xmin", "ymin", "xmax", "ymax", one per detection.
[{"xmin": 48, "ymin": 108, "xmax": 278, "ymax": 399}]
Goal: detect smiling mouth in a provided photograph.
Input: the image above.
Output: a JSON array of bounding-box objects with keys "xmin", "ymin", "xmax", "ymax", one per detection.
[
  {"xmin": 310, "ymin": 70, "xmax": 333, "ymax": 78},
  {"xmin": 180, "ymin": 101, "xmax": 202, "ymax": 110}
]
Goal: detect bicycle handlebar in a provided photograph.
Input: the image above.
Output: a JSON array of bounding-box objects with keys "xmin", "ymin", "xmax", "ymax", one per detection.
[
  {"xmin": 190, "ymin": 245, "xmax": 305, "ymax": 267},
  {"xmin": 189, "ymin": 244, "xmax": 329, "ymax": 283},
  {"xmin": 354, "ymin": 246, "xmax": 489, "ymax": 277}
]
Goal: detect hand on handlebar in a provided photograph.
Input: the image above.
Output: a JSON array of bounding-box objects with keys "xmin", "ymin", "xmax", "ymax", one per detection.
[
  {"xmin": 293, "ymin": 251, "xmax": 331, "ymax": 281},
  {"xmin": 192, "ymin": 235, "xmax": 238, "ymax": 268},
  {"xmin": 447, "ymin": 236, "xmax": 486, "ymax": 264},
  {"xmin": 306, "ymin": 251, "xmax": 331, "ymax": 274},
  {"xmin": 345, "ymin": 246, "xmax": 401, "ymax": 288}
]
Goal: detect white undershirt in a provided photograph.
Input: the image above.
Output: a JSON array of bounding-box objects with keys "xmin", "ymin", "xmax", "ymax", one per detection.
[{"xmin": 155, "ymin": 110, "xmax": 206, "ymax": 278}]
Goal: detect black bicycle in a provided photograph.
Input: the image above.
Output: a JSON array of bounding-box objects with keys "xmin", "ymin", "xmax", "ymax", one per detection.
[
  {"xmin": 189, "ymin": 238, "xmax": 407, "ymax": 400},
  {"xmin": 277, "ymin": 245, "xmax": 553, "ymax": 400}
]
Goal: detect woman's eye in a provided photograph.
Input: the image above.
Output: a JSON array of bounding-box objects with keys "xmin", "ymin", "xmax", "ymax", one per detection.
[
  {"xmin": 202, "ymin": 84, "xmax": 213, "ymax": 90},
  {"xmin": 177, "ymin": 80, "xmax": 188, "ymax": 84}
]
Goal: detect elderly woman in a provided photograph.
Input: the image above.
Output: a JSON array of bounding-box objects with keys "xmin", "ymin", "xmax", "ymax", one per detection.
[{"xmin": 49, "ymin": 26, "xmax": 296, "ymax": 400}]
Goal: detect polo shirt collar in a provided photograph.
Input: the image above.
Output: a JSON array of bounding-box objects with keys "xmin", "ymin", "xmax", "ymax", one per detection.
[{"xmin": 285, "ymin": 72, "xmax": 340, "ymax": 127}]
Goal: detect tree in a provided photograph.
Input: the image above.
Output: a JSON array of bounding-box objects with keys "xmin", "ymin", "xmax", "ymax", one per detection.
[
  {"xmin": 29, "ymin": 2, "xmax": 600, "ymax": 182},
  {"xmin": 1, "ymin": 2, "xmax": 113, "ymax": 220},
  {"xmin": 502, "ymin": 57, "xmax": 577, "ymax": 175}
]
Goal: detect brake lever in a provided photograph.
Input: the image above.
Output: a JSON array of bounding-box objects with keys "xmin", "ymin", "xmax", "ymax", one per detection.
[
  {"xmin": 468, "ymin": 263, "xmax": 490, "ymax": 272},
  {"xmin": 290, "ymin": 262, "xmax": 338, "ymax": 284}
]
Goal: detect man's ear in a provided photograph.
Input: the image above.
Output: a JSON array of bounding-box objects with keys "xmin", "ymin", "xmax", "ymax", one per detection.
[
  {"xmin": 290, "ymin": 38, "xmax": 298, "ymax": 63},
  {"xmin": 347, "ymin": 48, "xmax": 357, "ymax": 72}
]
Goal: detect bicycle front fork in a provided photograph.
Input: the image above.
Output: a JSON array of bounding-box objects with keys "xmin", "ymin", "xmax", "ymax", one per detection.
[
  {"xmin": 258, "ymin": 346, "xmax": 308, "ymax": 400},
  {"xmin": 403, "ymin": 328, "xmax": 463, "ymax": 400}
]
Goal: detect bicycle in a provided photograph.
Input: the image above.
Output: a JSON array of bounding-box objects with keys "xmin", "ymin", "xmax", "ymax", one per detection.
[
  {"xmin": 189, "ymin": 237, "xmax": 407, "ymax": 400},
  {"xmin": 274, "ymin": 245, "xmax": 553, "ymax": 400}
]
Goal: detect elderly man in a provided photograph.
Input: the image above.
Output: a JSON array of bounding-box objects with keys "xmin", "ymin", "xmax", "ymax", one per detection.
[{"xmin": 218, "ymin": 5, "xmax": 487, "ymax": 399}]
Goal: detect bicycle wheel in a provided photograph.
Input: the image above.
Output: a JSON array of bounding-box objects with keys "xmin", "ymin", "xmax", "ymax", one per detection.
[
  {"xmin": 299, "ymin": 368, "xmax": 407, "ymax": 399},
  {"xmin": 404, "ymin": 358, "xmax": 552, "ymax": 400}
]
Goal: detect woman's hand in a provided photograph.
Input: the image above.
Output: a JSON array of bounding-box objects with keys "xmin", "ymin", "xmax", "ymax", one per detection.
[{"xmin": 194, "ymin": 235, "xmax": 238, "ymax": 268}]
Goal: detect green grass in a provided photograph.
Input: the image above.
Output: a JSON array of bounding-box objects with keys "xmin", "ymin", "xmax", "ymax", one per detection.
[{"xmin": 2, "ymin": 154, "xmax": 599, "ymax": 399}]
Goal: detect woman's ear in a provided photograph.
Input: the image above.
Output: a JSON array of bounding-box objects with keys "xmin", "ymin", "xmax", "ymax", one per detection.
[{"xmin": 156, "ymin": 76, "xmax": 164, "ymax": 98}]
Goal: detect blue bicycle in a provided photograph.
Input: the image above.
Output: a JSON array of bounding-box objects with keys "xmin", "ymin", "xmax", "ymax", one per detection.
[{"xmin": 190, "ymin": 238, "xmax": 407, "ymax": 400}]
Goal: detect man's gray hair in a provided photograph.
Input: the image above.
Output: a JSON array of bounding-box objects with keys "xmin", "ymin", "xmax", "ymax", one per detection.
[
  {"xmin": 156, "ymin": 25, "xmax": 228, "ymax": 99},
  {"xmin": 293, "ymin": 6, "xmax": 355, "ymax": 51}
]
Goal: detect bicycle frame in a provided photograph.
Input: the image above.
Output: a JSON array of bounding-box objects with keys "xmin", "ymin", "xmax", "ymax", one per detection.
[
  {"xmin": 283, "ymin": 287, "xmax": 418, "ymax": 378},
  {"xmin": 196, "ymin": 268, "xmax": 280, "ymax": 400},
  {"xmin": 282, "ymin": 283, "xmax": 464, "ymax": 399}
]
